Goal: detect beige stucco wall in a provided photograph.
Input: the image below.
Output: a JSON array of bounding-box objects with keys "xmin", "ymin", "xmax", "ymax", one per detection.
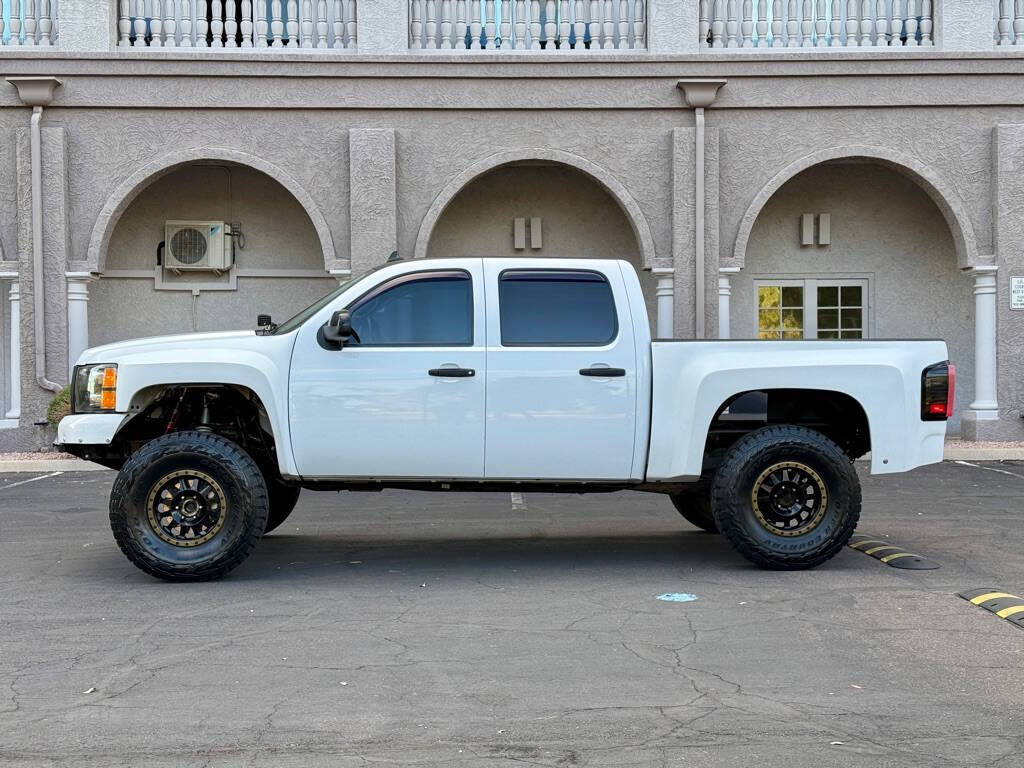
[
  {"xmin": 90, "ymin": 163, "xmax": 335, "ymax": 346},
  {"xmin": 731, "ymin": 162, "xmax": 972, "ymax": 433}
]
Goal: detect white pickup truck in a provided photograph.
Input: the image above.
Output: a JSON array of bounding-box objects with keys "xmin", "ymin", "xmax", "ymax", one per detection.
[{"xmin": 57, "ymin": 258, "xmax": 954, "ymax": 581}]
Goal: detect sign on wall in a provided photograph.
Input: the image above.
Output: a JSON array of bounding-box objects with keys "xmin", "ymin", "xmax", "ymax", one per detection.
[{"xmin": 1012, "ymin": 277, "xmax": 1024, "ymax": 310}]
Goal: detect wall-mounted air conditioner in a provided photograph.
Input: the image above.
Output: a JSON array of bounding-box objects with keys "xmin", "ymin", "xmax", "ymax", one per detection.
[{"xmin": 164, "ymin": 221, "xmax": 232, "ymax": 272}]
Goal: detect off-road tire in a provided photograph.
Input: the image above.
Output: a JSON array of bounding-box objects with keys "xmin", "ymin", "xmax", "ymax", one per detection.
[
  {"xmin": 710, "ymin": 425, "xmax": 860, "ymax": 570},
  {"xmin": 264, "ymin": 477, "xmax": 301, "ymax": 535},
  {"xmin": 109, "ymin": 431, "xmax": 269, "ymax": 581},
  {"xmin": 670, "ymin": 485, "xmax": 719, "ymax": 533}
]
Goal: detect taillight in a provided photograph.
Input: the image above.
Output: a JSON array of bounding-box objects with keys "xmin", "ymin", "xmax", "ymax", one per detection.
[{"xmin": 921, "ymin": 361, "xmax": 954, "ymax": 421}]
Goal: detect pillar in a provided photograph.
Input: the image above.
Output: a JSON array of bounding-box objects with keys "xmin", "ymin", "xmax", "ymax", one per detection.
[
  {"xmin": 348, "ymin": 129, "xmax": 397, "ymax": 275},
  {"xmin": 718, "ymin": 267, "xmax": 739, "ymax": 340},
  {"xmin": 56, "ymin": 0, "xmax": 119, "ymax": 50},
  {"xmin": 936, "ymin": 0, "xmax": 997, "ymax": 51},
  {"xmin": 652, "ymin": 268, "xmax": 674, "ymax": 338},
  {"xmin": 352, "ymin": 0, "xmax": 406, "ymax": 52},
  {"xmin": 647, "ymin": 0, "xmax": 700, "ymax": 53},
  {"xmin": 967, "ymin": 266, "xmax": 999, "ymax": 420},
  {"xmin": 5, "ymin": 281, "xmax": 19, "ymax": 420},
  {"xmin": 66, "ymin": 273, "xmax": 94, "ymax": 378}
]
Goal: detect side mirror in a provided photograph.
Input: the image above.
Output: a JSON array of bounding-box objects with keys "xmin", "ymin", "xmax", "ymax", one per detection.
[{"xmin": 323, "ymin": 309, "xmax": 356, "ymax": 347}]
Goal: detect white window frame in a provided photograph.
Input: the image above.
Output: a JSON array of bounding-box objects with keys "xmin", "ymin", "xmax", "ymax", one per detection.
[{"xmin": 753, "ymin": 275, "xmax": 872, "ymax": 340}]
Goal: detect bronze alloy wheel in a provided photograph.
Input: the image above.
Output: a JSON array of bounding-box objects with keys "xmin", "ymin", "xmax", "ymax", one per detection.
[
  {"xmin": 750, "ymin": 460, "xmax": 828, "ymax": 537},
  {"xmin": 146, "ymin": 469, "xmax": 228, "ymax": 547}
]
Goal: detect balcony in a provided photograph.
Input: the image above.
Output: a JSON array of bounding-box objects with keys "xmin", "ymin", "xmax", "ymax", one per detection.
[{"xmin": 1, "ymin": 0, "xmax": 1023, "ymax": 52}]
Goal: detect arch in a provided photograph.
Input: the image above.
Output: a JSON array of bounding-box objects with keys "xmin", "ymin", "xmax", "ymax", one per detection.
[
  {"xmin": 413, "ymin": 148, "xmax": 657, "ymax": 268},
  {"xmin": 87, "ymin": 147, "xmax": 336, "ymax": 273},
  {"xmin": 732, "ymin": 145, "xmax": 980, "ymax": 270}
]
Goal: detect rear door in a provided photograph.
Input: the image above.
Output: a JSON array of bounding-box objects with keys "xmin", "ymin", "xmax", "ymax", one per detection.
[{"xmin": 483, "ymin": 261, "xmax": 638, "ymax": 480}]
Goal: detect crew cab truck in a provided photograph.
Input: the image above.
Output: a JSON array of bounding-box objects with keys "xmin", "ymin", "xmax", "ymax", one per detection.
[{"xmin": 57, "ymin": 258, "xmax": 954, "ymax": 581}]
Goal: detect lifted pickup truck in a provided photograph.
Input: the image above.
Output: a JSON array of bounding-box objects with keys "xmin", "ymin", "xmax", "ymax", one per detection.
[{"xmin": 58, "ymin": 258, "xmax": 954, "ymax": 580}]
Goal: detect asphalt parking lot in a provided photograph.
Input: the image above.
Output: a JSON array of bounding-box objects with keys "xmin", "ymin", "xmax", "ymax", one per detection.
[{"xmin": 1, "ymin": 460, "xmax": 1023, "ymax": 767}]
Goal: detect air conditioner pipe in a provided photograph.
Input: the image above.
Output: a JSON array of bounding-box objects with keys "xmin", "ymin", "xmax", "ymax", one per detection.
[{"xmin": 30, "ymin": 104, "xmax": 61, "ymax": 393}]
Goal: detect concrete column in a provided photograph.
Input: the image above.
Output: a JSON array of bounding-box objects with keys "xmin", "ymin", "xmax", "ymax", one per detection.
[
  {"xmin": 354, "ymin": 0, "xmax": 408, "ymax": 52},
  {"xmin": 349, "ymin": 129, "xmax": 398, "ymax": 275},
  {"xmin": 5, "ymin": 281, "xmax": 20, "ymax": 420},
  {"xmin": 936, "ymin": 0, "xmax": 996, "ymax": 51},
  {"xmin": 718, "ymin": 267, "xmax": 739, "ymax": 339},
  {"xmin": 56, "ymin": 0, "xmax": 118, "ymax": 50},
  {"xmin": 65, "ymin": 273, "xmax": 93, "ymax": 378},
  {"xmin": 647, "ymin": 0, "xmax": 700, "ymax": 53},
  {"xmin": 967, "ymin": 266, "xmax": 999, "ymax": 419},
  {"xmin": 652, "ymin": 268, "xmax": 674, "ymax": 338}
]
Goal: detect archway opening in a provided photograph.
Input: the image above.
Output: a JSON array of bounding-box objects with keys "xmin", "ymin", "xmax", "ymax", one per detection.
[
  {"xmin": 732, "ymin": 160, "xmax": 972, "ymax": 433},
  {"xmin": 90, "ymin": 161, "xmax": 336, "ymax": 346}
]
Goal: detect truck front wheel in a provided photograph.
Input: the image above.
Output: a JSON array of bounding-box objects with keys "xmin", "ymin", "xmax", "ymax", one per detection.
[
  {"xmin": 109, "ymin": 432, "xmax": 269, "ymax": 581},
  {"xmin": 710, "ymin": 425, "xmax": 860, "ymax": 570}
]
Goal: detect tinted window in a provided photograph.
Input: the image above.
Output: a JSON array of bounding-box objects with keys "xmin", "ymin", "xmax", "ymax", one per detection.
[
  {"xmin": 348, "ymin": 272, "xmax": 472, "ymax": 346},
  {"xmin": 499, "ymin": 270, "xmax": 617, "ymax": 346}
]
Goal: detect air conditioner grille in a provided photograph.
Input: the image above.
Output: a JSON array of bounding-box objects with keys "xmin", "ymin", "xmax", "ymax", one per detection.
[{"xmin": 170, "ymin": 227, "xmax": 208, "ymax": 265}]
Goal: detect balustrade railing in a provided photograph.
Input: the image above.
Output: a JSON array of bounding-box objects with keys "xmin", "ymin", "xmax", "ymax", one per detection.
[
  {"xmin": 117, "ymin": 0, "xmax": 356, "ymax": 47},
  {"xmin": 995, "ymin": 0, "xmax": 1024, "ymax": 45},
  {"xmin": 409, "ymin": 0, "xmax": 646, "ymax": 50},
  {"xmin": 1, "ymin": 0, "xmax": 58, "ymax": 45},
  {"xmin": 699, "ymin": 0, "xmax": 933, "ymax": 48}
]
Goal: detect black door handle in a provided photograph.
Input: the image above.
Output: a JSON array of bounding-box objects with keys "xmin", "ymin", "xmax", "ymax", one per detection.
[
  {"xmin": 579, "ymin": 367, "xmax": 626, "ymax": 377},
  {"xmin": 428, "ymin": 367, "xmax": 475, "ymax": 378}
]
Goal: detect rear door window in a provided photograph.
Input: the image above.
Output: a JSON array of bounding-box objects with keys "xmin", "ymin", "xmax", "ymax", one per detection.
[{"xmin": 498, "ymin": 270, "xmax": 617, "ymax": 346}]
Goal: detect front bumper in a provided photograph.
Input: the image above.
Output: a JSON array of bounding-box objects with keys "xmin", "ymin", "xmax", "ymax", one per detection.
[{"xmin": 56, "ymin": 413, "xmax": 127, "ymax": 447}]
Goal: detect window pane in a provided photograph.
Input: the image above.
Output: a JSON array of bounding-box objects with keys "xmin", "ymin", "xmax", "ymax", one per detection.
[
  {"xmin": 781, "ymin": 286, "xmax": 803, "ymax": 308},
  {"xmin": 841, "ymin": 330, "xmax": 863, "ymax": 339},
  {"xmin": 759, "ymin": 308, "xmax": 780, "ymax": 335},
  {"xmin": 782, "ymin": 330, "xmax": 803, "ymax": 339},
  {"xmin": 759, "ymin": 329, "xmax": 781, "ymax": 340},
  {"xmin": 349, "ymin": 273, "xmax": 472, "ymax": 345},
  {"xmin": 817, "ymin": 308, "xmax": 839, "ymax": 330},
  {"xmin": 758, "ymin": 285, "xmax": 781, "ymax": 309},
  {"xmin": 817, "ymin": 286, "xmax": 838, "ymax": 307},
  {"xmin": 818, "ymin": 330, "xmax": 840, "ymax": 339},
  {"xmin": 499, "ymin": 271, "xmax": 617, "ymax": 345},
  {"xmin": 841, "ymin": 309, "xmax": 862, "ymax": 329},
  {"xmin": 841, "ymin": 285, "xmax": 862, "ymax": 307},
  {"xmin": 781, "ymin": 308, "xmax": 803, "ymax": 333}
]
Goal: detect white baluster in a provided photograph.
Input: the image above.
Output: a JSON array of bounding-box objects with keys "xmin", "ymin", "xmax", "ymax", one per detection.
[
  {"xmin": 564, "ymin": 0, "xmax": 575, "ymax": 49},
  {"xmin": 755, "ymin": 0, "xmax": 767, "ymax": 45},
  {"xmin": 131, "ymin": 0, "xmax": 145, "ymax": 46},
  {"xmin": 711, "ymin": 0, "xmax": 724, "ymax": 46},
  {"xmin": 180, "ymin": 0, "xmax": 193, "ymax": 45},
  {"xmin": 502, "ymin": 0, "xmax": 514, "ymax": 47},
  {"xmin": 530, "ymin": 0, "xmax": 542, "ymax": 48},
  {"xmin": 437, "ymin": 0, "xmax": 451, "ymax": 47},
  {"xmin": 118, "ymin": 0, "xmax": 131, "ymax": 45},
  {"xmin": 874, "ymin": 0, "xmax": 887, "ymax": 44},
  {"xmin": 800, "ymin": 0, "xmax": 812, "ymax": 45},
  {"xmin": 544, "ymin": 0, "xmax": 555, "ymax": 46},
  {"xmin": 814, "ymin": 0, "xmax": 826, "ymax": 45},
  {"xmin": 284, "ymin": 0, "xmax": 297, "ymax": 45},
  {"xmin": 255, "ymin": 0, "xmax": 268, "ymax": 45},
  {"xmin": 38, "ymin": 0, "xmax": 53, "ymax": 45},
  {"xmin": 919, "ymin": 0, "xmax": 932, "ymax": 45},
  {"xmin": 425, "ymin": 0, "xmax": 437, "ymax": 47},
  {"xmin": 333, "ymin": 0, "xmax": 344, "ymax": 46},
  {"xmin": 224, "ymin": 0, "xmax": 238, "ymax": 45},
  {"xmin": 470, "ymin": 0, "xmax": 482, "ymax": 47},
  {"xmin": 196, "ymin": 0, "xmax": 210, "ymax": 46},
  {"xmin": 270, "ymin": 0, "xmax": 282, "ymax": 45},
  {"xmin": 572, "ymin": 0, "xmax": 585, "ymax": 47},
  {"xmin": 485, "ymin": 0, "xmax": 496, "ymax": 47},
  {"xmin": 829, "ymin": 0, "xmax": 841, "ymax": 44},
  {"xmin": 785, "ymin": 0, "xmax": 798, "ymax": 45},
  {"xmin": 633, "ymin": 0, "xmax": 644, "ymax": 47},
  {"xmin": 410, "ymin": 0, "xmax": 423, "ymax": 46},
  {"xmin": 904, "ymin": 0, "xmax": 917, "ymax": 46},
  {"xmin": 843, "ymin": 0, "xmax": 856, "ymax": 45},
  {"xmin": 456, "ymin": 0, "xmax": 469, "ymax": 47},
  {"xmin": 699, "ymin": 0, "xmax": 709, "ymax": 47},
  {"xmin": 770, "ymin": 0, "xmax": 782, "ymax": 45},
  {"xmin": 210, "ymin": 0, "xmax": 223, "ymax": 46},
  {"xmin": 163, "ymin": 0, "xmax": 177, "ymax": 46},
  {"xmin": 740, "ymin": 0, "xmax": 751, "ymax": 45},
  {"xmin": 726, "ymin": 0, "xmax": 738, "ymax": 45},
  {"xmin": 148, "ymin": 0, "xmax": 162, "ymax": 44},
  {"xmin": 859, "ymin": 0, "xmax": 872, "ymax": 44},
  {"xmin": 300, "ymin": 0, "xmax": 313, "ymax": 46},
  {"xmin": 346, "ymin": 0, "xmax": 355, "ymax": 46},
  {"xmin": 0, "ymin": 12, "xmax": 5, "ymax": 44},
  {"xmin": 998, "ymin": 0, "xmax": 1011, "ymax": 45},
  {"xmin": 23, "ymin": 0, "xmax": 36, "ymax": 45},
  {"xmin": 601, "ymin": 0, "xmax": 613, "ymax": 47}
]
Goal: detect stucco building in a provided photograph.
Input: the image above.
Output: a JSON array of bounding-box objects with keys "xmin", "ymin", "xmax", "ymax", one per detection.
[{"xmin": 1, "ymin": 0, "xmax": 1022, "ymax": 450}]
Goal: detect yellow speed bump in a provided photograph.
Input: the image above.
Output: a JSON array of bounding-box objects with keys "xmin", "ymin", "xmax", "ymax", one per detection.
[
  {"xmin": 848, "ymin": 533, "xmax": 940, "ymax": 570},
  {"xmin": 959, "ymin": 589, "xmax": 1024, "ymax": 630}
]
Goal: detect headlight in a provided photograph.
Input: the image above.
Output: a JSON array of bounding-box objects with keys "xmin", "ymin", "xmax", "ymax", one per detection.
[{"xmin": 72, "ymin": 364, "xmax": 118, "ymax": 413}]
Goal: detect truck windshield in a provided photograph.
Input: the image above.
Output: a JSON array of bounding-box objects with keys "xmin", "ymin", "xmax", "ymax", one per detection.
[{"xmin": 272, "ymin": 267, "xmax": 379, "ymax": 335}]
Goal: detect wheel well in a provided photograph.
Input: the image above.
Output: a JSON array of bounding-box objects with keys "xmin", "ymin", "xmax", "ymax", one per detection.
[
  {"xmin": 84, "ymin": 385, "xmax": 279, "ymax": 473},
  {"xmin": 702, "ymin": 388, "xmax": 870, "ymax": 473}
]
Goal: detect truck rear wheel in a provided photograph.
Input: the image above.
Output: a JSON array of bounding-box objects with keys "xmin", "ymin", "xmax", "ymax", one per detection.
[
  {"xmin": 264, "ymin": 476, "xmax": 301, "ymax": 534},
  {"xmin": 710, "ymin": 425, "xmax": 860, "ymax": 570},
  {"xmin": 670, "ymin": 486, "xmax": 718, "ymax": 533},
  {"xmin": 109, "ymin": 432, "xmax": 269, "ymax": 581}
]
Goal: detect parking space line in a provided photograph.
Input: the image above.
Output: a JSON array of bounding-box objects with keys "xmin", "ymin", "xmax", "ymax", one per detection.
[
  {"xmin": 953, "ymin": 460, "xmax": 1024, "ymax": 480},
  {"xmin": 0, "ymin": 471, "xmax": 63, "ymax": 491},
  {"xmin": 959, "ymin": 588, "xmax": 1024, "ymax": 631},
  {"xmin": 848, "ymin": 532, "xmax": 940, "ymax": 570}
]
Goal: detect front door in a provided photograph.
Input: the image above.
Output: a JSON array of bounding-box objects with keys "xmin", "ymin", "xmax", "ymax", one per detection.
[
  {"xmin": 289, "ymin": 262, "xmax": 486, "ymax": 479},
  {"xmin": 482, "ymin": 261, "xmax": 638, "ymax": 480}
]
